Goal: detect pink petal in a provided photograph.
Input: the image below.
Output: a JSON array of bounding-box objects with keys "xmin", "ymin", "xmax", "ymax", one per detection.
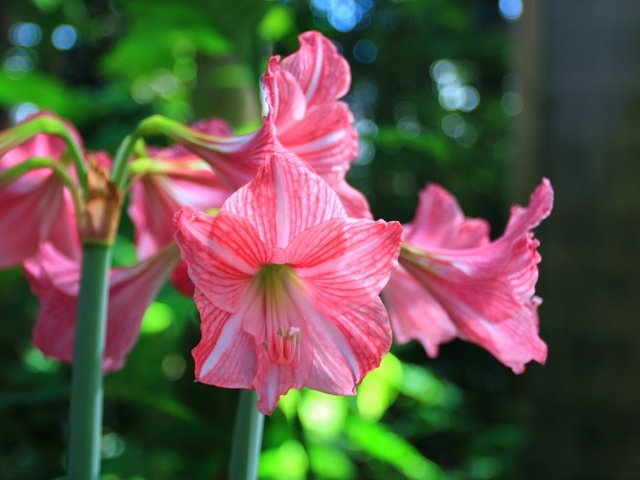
[
  {"xmin": 254, "ymin": 345, "xmax": 313, "ymax": 414},
  {"xmin": 281, "ymin": 31, "xmax": 351, "ymax": 106},
  {"xmin": 24, "ymin": 243, "xmax": 178, "ymax": 371},
  {"xmin": 503, "ymin": 178, "xmax": 554, "ymax": 240},
  {"xmin": 262, "ymin": 57, "xmax": 307, "ymax": 132},
  {"xmin": 383, "ymin": 266, "xmax": 456, "ymax": 358},
  {"xmin": 286, "ymin": 218, "xmax": 402, "ymax": 316},
  {"xmin": 192, "ymin": 289, "xmax": 257, "ymax": 388},
  {"xmin": 176, "ymin": 122, "xmax": 281, "ymax": 189},
  {"xmin": 453, "ymin": 297, "xmax": 547, "ymax": 374},
  {"xmin": 406, "ymin": 183, "xmax": 490, "ymax": 249},
  {"xmin": 0, "ymin": 173, "xmax": 79, "ymax": 268},
  {"xmin": 277, "ymin": 102, "xmax": 358, "ymax": 183},
  {"xmin": 222, "ymin": 153, "xmax": 347, "ymax": 249},
  {"xmin": 391, "ymin": 179, "xmax": 553, "ymax": 371},
  {"xmin": 305, "ymin": 297, "xmax": 391, "ymax": 395},
  {"xmin": 174, "ymin": 208, "xmax": 269, "ymax": 312},
  {"xmin": 128, "ymin": 153, "xmax": 231, "ymax": 260},
  {"xmin": 0, "ymin": 133, "xmax": 66, "ymax": 170}
]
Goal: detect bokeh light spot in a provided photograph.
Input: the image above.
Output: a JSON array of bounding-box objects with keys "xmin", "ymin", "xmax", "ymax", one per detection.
[
  {"xmin": 353, "ymin": 39, "xmax": 378, "ymax": 64},
  {"xmin": 499, "ymin": 0, "xmax": 523, "ymax": 21},
  {"xmin": 51, "ymin": 24, "xmax": 78, "ymax": 50},
  {"xmin": 10, "ymin": 102, "xmax": 39, "ymax": 124},
  {"xmin": 9, "ymin": 22, "xmax": 42, "ymax": 47}
]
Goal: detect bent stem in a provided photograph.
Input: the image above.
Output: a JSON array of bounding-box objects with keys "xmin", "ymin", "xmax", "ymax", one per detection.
[
  {"xmin": 229, "ymin": 390, "xmax": 265, "ymax": 480},
  {"xmin": 67, "ymin": 243, "xmax": 112, "ymax": 480}
]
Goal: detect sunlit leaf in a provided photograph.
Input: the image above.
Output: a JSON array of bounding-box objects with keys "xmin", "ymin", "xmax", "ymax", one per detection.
[
  {"xmin": 400, "ymin": 363, "xmax": 462, "ymax": 409},
  {"xmin": 278, "ymin": 388, "xmax": 301, "ymax": 422},
  {"xmin": 298, "ymin": 390, "xmax": 348, "ymax": 438},
  {"xmin": 111, "ymin": 235, "xmax": 138, "ymax": 267},
  {"xmin": 346, "ymin": 417, "xmax": 445, "ymax": 480},
  {"xmin": 356, "ymin": 352, "xmax": 403, "ymax": 421},
  {"xmin": 258, "ymin": 6, "xmax": 295, "ymax": 42},
  {"xmin": 309, "ymin": 445, "xmax": 356, "ymax": 479},
  {"xmin": 22, "ymin": 346, "xmax": 59, "ymax": 373},
  {"xmin": 140, "ymin": 302, "xmax": 174, "ymax": 334},
  {"xmin": 259, "ymin": 439, "xmax": 308, "ymax": 480}
]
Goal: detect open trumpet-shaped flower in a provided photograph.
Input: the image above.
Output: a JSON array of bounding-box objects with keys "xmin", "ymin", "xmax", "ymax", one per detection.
[
  {"xmin": 0, "ymin": 126, "xmax": 80, "ymax": 268},
  {"xmin": 23, "ymin": 242, "xmax": 179, "ymax": 372},
  {"xmin": 174, "ymin": 153, "xmax": 402, "ymax": 413},
  {"xmin": 383, "ymin": 180, "xmax": 553, "ymax": 373}
]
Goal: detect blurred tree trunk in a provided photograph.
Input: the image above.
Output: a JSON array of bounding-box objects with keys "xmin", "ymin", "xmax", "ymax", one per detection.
[{"xmin": 515, "ymin": 1, "xmax": 640, "ymax": 478}]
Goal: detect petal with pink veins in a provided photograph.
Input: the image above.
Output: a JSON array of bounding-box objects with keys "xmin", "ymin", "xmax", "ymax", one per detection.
[
  {"xmin": 306, "ymin": 297, "xmax": 391, "ymax": 396},
  {"xmin": 222, "ymin": 153, "xmax": 347, "ymax": 249},
  {"xmin": 174, "ymin": 208, "xmax": 269, "ymax": 312},
  {"xmin": 24, "ymin": 243, "xmax": 178, "ymax": 371},
  {"xmin": 383, "ymin": 266, "xmax": 456, "ymax": 358},
  {"xmin": 386, "ymin": 179, "xmax": 553, "ymax": 372},
  {"xmin": 287, "ymin": 218, "xmax": 402, "ymax": 316},
  {"xmin": 281, "ymin": 31, "xmax": 351, "ymax": 106}
]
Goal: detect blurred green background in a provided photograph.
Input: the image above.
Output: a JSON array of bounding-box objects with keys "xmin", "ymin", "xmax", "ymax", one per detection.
[{"xmin": 2, "ymin": 1, "xmax": 639, "ymax": 479}]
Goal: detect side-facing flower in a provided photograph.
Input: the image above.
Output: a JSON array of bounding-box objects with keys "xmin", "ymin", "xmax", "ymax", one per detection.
[
  {"xmin": 383, "ymin": 180, "xmax": 553, "ymax": 373},
  {"xmin": 0, "ymin": 125, "xmax": 80, "ymax": 268},
  {"xmin": 128, "ymin": 140, "xmax": 231, "ymax": 259},
  {"xmin": 261, "ymin": 31, "xmax": 370, "ymax": 218},
  {"xmin": 23, "ymin": 242, "xmax": 179, "ymax": 372},
  {"xmin": 174, "ymin": 153, "xmax": 402, "ymax": 413},
  {"xmin": 148, "ymin": 31, "xmax": 370, "ymax": 218},
  {"xmin": 127, "ymin": 121, "xmax": 233, "ymax": 295}
]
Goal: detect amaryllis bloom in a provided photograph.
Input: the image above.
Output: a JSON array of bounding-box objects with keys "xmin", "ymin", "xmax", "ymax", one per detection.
[
  {"xmin": 128, "ymin": 139, "xmax": 231, "ymax": 259},
  {"xmin": 0, "ymin": 130, "xmax": 80, "ymax": 268},
  {"xmin": 174, "ymin": 153, "xmax": 402, "ymax": 413},
  {"xmin": 128, "ymin": 120, "xmax": 233, "ymax": 296},
  {"xmin": 23, "ymin": 242, "xmax": 180, "ymax": 371},
  {"xmin": 383, "ymin": 179, "xmax": 553, "ymax": 373},
  {"xmin": 162, "ymin": 31, "xmax": 370, "ymax": 218}
]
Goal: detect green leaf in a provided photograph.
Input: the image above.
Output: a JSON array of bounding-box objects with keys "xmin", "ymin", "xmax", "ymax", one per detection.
[
  {"xmin": 258, "ymin": 6, "xmax": 295, "ymax": 42},
  {"xmin": 140, "ymin": 302, "xmax": 174, "ymax": 335},
  {"xmin": 346, "ymin": 417, "xmax": 445, "ymax": 480},
  {"xmin": 309, "ymin": 445, "xmax": 356, "ymax": 479},
  {"xmin": 356, "ymin": 352, "xmax": 403, "ymax": 421},
  {"xmin": 298, "ymin": 390, "xmax": 348, "ymax": 439},
  {"xmin": 259, "ymin": 439, "xmax": 308, "ymax": 480}
]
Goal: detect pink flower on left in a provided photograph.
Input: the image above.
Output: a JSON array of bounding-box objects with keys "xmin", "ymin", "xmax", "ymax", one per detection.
[
  {"xmin": 0, "ymin": 113, "xmax": 179, "ymax": 371},
  {"xmin": 0, "ymin": 124, "xmax": 80, "ymax": 268},
  {"xmin": 175, "ymin": 153, "xmax": 402, "ymax": 414},
  {"xmin": 24, "ymin": 243, "xmax": 179, "ymax": 372}
]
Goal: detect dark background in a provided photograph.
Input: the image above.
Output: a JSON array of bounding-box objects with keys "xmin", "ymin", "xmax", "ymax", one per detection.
[{"xmin": 0, "ymin": 1, "xmax": 638, "ymax": 479}]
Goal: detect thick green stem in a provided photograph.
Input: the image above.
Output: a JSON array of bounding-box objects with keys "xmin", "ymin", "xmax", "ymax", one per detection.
[
  {"xmin": 67, "ymin": 244, "xmax": 112, "ymax": 480},
  {"xmin": 229, "ymin": 390, "xmax": 265, "ymax": 480}
]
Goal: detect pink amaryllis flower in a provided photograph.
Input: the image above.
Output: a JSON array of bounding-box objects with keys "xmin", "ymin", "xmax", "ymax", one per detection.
[
  {"xmin": 128, "ymin": 120, "xmax": 233, "ymax": 294},
  {"xmin": 23, "ymin": 242, "xmax": 180, "ymax": 371},
  {"xmin": 128, "ymin": 141, "xmax": 231, "ymax": 259},
  {"xmin": 161, "ymin": 31, "xmax": 370, "ymax": 218},
  {"xmin": 0, "ymin": 128, "xmax": 80, "ymax": 268},
  {"xmin": 383, "ymin": 179, "xmax": 553, "ymax": 373},
  {"xmin": 174, "ymin": 153, "xmax": 402, "ymax": 414}
]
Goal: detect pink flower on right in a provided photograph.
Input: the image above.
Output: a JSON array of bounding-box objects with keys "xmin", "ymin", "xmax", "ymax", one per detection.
[{"xmin": 382, "ymin": 179, "xmax": 554, "ymax": 373}]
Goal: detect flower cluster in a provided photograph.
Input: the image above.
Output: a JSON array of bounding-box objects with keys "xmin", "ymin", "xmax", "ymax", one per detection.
[{"xmin": 0, "ymin": 31, "xmax": 553, "ymax": 414}]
